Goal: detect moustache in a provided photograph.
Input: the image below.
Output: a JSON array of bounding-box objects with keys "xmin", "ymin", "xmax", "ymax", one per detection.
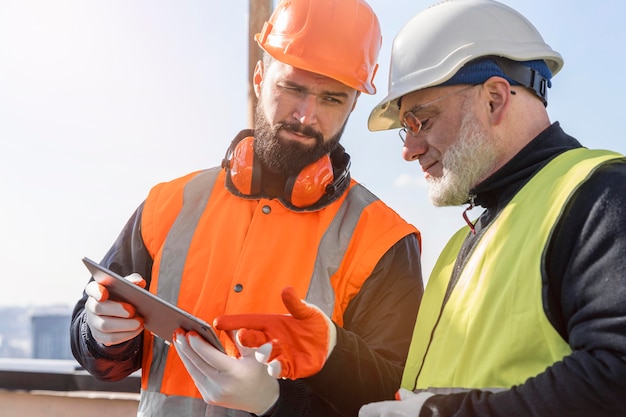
[{"xmin": 279, "ymin": 122, "xmax": 323, "ymax": 143}]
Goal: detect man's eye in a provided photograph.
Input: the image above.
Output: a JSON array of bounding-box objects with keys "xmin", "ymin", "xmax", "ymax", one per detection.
[
  {"xmin": 323, "ymin": 96, "xmax": 342, "ymax": 104},
  {"xmin": 279, "ymin": 85, "xmax": 302, "ymax": 94}
]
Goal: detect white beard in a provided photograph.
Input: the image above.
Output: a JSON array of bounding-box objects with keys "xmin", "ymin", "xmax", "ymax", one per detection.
[{"xmin": 427, "ymin": 104, "xmax": 497, "ymax": 207}]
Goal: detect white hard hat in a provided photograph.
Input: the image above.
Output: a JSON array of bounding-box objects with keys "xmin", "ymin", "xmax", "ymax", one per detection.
[{"xmin": 368, "ymin": 0, "xmax": 564, "ymax": 131}]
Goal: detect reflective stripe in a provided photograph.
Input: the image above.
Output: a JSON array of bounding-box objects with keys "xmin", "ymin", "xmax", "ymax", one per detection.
[
  {"xmin": 158, "ymin": 167, "xmax": 220, "ymax": 303},
  {"xmin": 147, "ymin": 168, "xmax": 219, "ymax": 393},
  {"xmin": 138, "ymin": 390, "xmax": 251, "ymax": 417},
  {"xmin": 146, "ymin": 337, "xmax": 168, "ymax": 395},
  {"xmin": 307, "ymin": 183, "xmax": 378, "ymax": 314}
]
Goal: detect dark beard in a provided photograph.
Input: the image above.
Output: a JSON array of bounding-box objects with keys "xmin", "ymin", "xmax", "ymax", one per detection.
[{"xmin": 253, "ymin": 102, "xmax": 345, "ymax": 176}]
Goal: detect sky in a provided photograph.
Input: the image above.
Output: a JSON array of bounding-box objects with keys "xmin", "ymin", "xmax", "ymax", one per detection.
[{"xmin": 0, "ymin": 0, "xmax": 625, "ymax": 307}]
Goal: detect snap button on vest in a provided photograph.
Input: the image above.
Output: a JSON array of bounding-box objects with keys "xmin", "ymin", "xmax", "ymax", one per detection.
[
  {"xmin": 262, "ymin": 205, "xmax": 271, "ymax": 214},
  {"xmin": 234, "ymin": 283, "xmax": 243, "ymax": 292}
]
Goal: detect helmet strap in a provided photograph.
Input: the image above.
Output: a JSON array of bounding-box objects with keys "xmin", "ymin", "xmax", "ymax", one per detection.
[{"xmin": 492, "ymin": 57, "xmax": 549, "ymax": 106}]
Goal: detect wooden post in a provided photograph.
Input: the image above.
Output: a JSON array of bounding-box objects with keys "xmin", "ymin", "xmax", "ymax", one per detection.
[{"xmin": 248, "ymin": 0, "xmax": 273, "ymax": 128}]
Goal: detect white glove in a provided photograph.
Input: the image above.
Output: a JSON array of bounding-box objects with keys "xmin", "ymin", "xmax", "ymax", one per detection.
[
  {"xmin": 359, "ymin": 388, "xmax": 435, "ymax": 417},
  {"xmin": 173, "ymin": 329, "xmax": 279, "ymax": 415},
  {"xmin": 84, "ymin": 273, "xmax": 145, "ymax": 346}
]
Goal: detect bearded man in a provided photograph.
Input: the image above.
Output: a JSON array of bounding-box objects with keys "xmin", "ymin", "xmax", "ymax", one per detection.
[{"xmin": 70, "ymin": 1, "xmax": 424, "ymax": 416}]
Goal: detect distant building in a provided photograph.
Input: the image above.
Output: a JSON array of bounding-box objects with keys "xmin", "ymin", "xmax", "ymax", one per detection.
[
  {"xmin": 0, "ymin": 307, "xmax": 32, "ymax": 358},
  {"xmin": 31, "ymin": 306, "xmax": 73, "ymax": 360}
]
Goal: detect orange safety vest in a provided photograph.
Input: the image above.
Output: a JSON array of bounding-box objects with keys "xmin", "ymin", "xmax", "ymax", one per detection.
[{"xmin": 137, "ymin": 167, "xmax": 419, "ymax": 415}]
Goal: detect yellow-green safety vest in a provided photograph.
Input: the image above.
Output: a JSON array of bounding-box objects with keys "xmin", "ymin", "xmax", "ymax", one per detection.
[{"xmin": 402, "ymin": 148, "xmax": 623, "ymax": 392}]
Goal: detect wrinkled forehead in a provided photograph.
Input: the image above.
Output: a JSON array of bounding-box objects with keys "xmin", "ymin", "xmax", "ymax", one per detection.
[{"xmin": 266, "ymin": 60, "xmax": 357, "ymax": 95}]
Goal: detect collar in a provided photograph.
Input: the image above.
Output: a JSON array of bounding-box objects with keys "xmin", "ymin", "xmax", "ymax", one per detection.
[{"xmin": 470, "ymin": 122, "xmax": 582, "ymax": 210}]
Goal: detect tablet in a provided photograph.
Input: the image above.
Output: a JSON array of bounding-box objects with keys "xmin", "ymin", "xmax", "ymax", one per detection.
[{"xmin": 82, "ymin": 257, "xmax": 224, "ymax": 351}]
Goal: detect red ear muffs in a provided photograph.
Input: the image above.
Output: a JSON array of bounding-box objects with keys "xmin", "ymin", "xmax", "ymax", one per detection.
[
  {"xmin": 228, "ymin": 136, "xmax": 260, "ymax": 195},
  {"xmin": 286, "ymin": 154, "xmax": 333, "ymax": 208},
  {"xmin": 226, "ymin": 135, "xmax": 334, "ymax": 208}
]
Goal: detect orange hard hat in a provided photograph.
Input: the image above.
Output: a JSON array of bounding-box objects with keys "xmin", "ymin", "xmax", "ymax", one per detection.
[{"xmin": 255, "ymin": 0, "xmax": 381, "ymax": 94}]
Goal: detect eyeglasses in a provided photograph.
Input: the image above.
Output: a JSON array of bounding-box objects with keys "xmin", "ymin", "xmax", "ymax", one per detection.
[{"xmin": 399, "ymin": 84, "xmax": 476, "ymax": 143}]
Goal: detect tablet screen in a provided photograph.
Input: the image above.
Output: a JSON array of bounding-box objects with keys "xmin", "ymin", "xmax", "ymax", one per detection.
[{"xmin": 82, "ymin": 257, "xmax": 224, "ymax": 351}]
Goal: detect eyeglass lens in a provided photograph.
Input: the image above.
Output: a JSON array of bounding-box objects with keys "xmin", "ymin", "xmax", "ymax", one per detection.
[
  {"xmin": 400, "ymin": 113, "xmax": 422, "ymax": 143},
  {"xmin": 398, "ymin": 84, "xmax": 476, "ymax": 144}
]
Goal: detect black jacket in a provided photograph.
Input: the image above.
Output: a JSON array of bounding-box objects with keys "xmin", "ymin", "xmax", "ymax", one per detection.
[{"xmin": 420, "ymin": 122, "xmax": 626, "ymax": 416}]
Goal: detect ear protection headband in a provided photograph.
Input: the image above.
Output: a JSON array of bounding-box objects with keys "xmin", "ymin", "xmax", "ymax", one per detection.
[{"xmin": 222, "ymin": 130, "xmax": 350, "ymax": 209}]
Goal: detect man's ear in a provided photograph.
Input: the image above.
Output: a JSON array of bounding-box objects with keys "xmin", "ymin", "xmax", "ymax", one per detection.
[
  {"xmin": 253, "ymin": 60, "xmax": 264, "ymax": 98},
  {"xmin": 482, "ymin": 76, "xmax": 512, "ymax": 125}
]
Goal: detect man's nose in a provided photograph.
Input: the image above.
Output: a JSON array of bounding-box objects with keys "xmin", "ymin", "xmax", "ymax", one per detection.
[
  {"xmin": 293, "ymin": 94, "xmax": 319, "ymax": 125},
  {"xmin": 401, "ymin": 133, "xmax": 428, "ymax": 162}
]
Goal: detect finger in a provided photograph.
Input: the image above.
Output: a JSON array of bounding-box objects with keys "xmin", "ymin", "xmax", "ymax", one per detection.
[
  {"xmin": 125, "ymin": 273, "xmax": 147, "ymax": 288},
  {"xmin": 186, "ymin": 331, "xmax": 233, "ymax": 372},
  {"xmin": 174, "ymin": 330, "xmax": 216, "ymax": 377},
  {"xmin": 85, "ymin": 308, "xmax": 143, "ymax": 346},
  {"xmin": 214, "ymin": 314, "xmax": 271, "ymax": 332},
  {"xmin": 86, "ymin": 296, "xmax": 137, "ymax": 318},
  {"xmin": 253, "ymin": 343, "xmax": 284, "ymax": 378},
  {"xmin": 254, "ymin": 342, "xmax": 274, "ymax": 363},
  {"xmin": 85, "ymin": 281, "xmax": 109, "ymax": 301},
  {"xmin": 396, "ymin": 388, "xmax": 415, "ymax": 401},
  {"xmin": 263, "ymin": 341, "xmax": 284, "ymax": 364},
  {"xmin": 237, "ymin": 328, "xmax": 270, "ymax": 348},
  {"xmin": 232, "ymin": 330, "xmax": 256, "ymax": 357},
  {"xmin": 88, "ymin": 314, "xmax": 143, "ymax": 333},
  {"xmin": 281, "ymin": 286, "xmax": 316, "ymax": 320},
  {"xmin": 85, "ymin": 302, "xmax": 143, "ymax": 332},
  {"xmin": 267, "ymin": 359, "xmax": 283, "ymax": 378},
  {"xmin": 358, "ymin": 400, "xmax": 397, "ymax": 417},
  {"xmin": 258, "ymin": 341, "xmax": 293, "ymax": 379}
]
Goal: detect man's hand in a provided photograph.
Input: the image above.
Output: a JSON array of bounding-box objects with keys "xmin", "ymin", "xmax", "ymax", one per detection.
[
  {"xmin": 358, "ymin": 388, "xmax": 434, "ymax": 417},
  {"xmin": 173, "ymin": 329, "xmax": 279, "ymax": 415},
  {"xmin": 214, "ymin": 286, "xmax": 337, "ymax": 380},
  {"xmin": 84, "ymin": 273, "xmax": 145, "ymax": 346}
]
